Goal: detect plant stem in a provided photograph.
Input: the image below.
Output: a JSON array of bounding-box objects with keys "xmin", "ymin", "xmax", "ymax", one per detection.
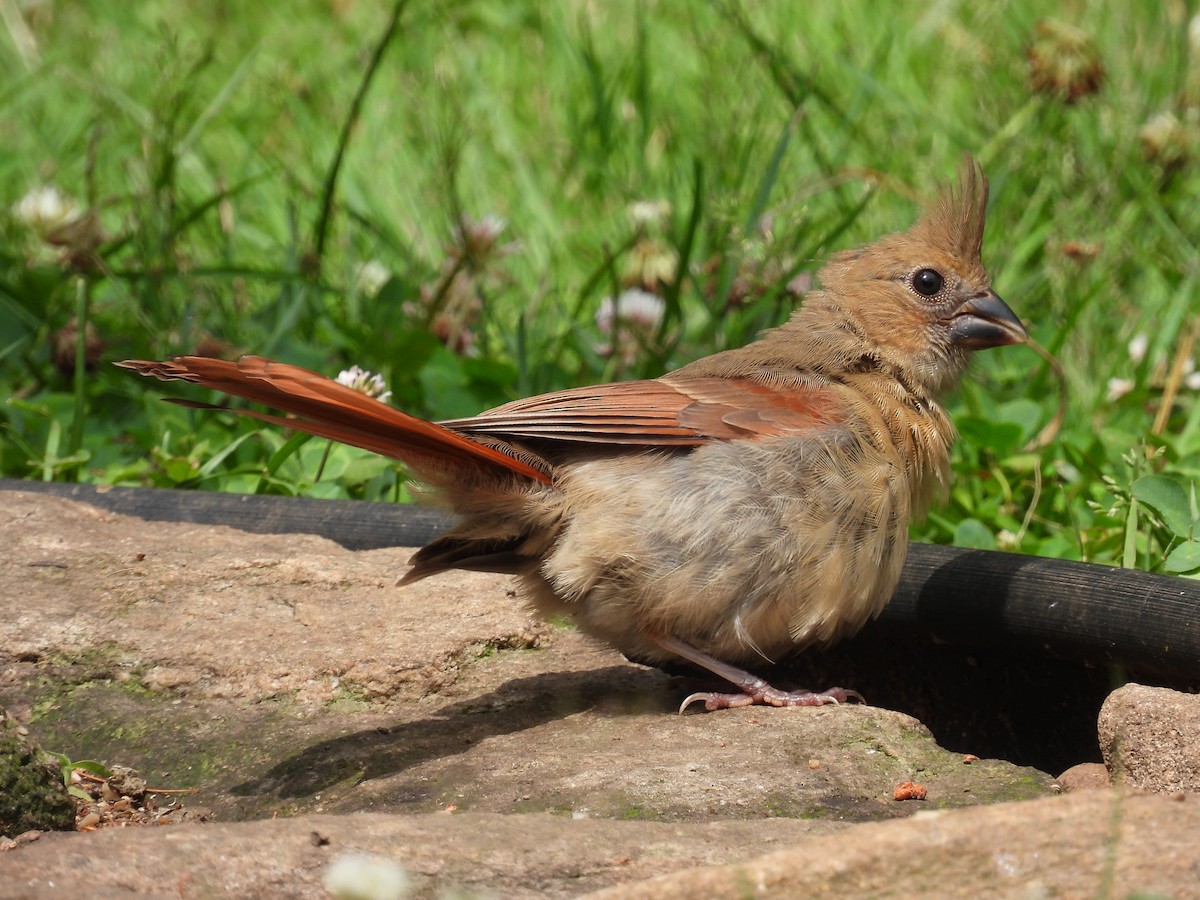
[
  {"xmin": 68, "ymin": 277, "xmax": 89, "ymax": 479},
  {"xmin": 311, "ymin": 0, "xmax": 411, "ymax": 272}
]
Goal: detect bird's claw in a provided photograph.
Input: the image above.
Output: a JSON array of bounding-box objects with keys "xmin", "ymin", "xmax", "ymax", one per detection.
[{"xmin": 678, "ymin": 685, "xmax": 864, "ymax": 714}]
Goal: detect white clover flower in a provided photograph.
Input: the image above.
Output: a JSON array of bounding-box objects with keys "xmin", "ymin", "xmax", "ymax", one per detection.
[
  {"xmin": 1140, "ymin": 111, "xmax": 1180, "ymax": 145},
  {"xmin": 594, "ymin": 289, "xmax": 667, "ymax": 364},
  {"xmin": 467, "ymin": 212, "xmax": 507, "ymax": 243},
  {"xmin": 355, "ymin": 260, "xmax": 391, "ymax": 297},
  {"xmin": 1127, "ymin": 333, "xmax": 1148, "ymax": 365},
  {"xmin": 452, "ymin": 213, "xmax": 512, "ymax": 268},
  {"xmin": 1105, "ymin": 377, "xmax": 1134, "ymax": 402},
  {"xmin": 323, "ymin": 852, "xmax": 410, "ymax": 900},
  {"xmin": 1184, "ymin": 357, "xmax": 1200, "ymax": 391},
  {"xmin": 13, "ymin": 184, "xmax": 80, "ymax": 236},
  {"xmin": 595, "ymin": 289, "xmax": 665, "ymax": 335},
  {"xmin": 1139, "ymin": 111, "xmax": 1193, "ymax": 168},
  {"xmin": 996, "ymin": 529, "xmax": 1020, "ymax": 550},
  {"xmin": 628, "ymin": 199, "xmax": 671, "ymax": 229},
  {"xmin": 337, "ymin": 365, "xmax": 392, "ymax": 403}
]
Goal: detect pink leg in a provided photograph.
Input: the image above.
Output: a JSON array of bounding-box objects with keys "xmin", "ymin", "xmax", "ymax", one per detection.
[{"xmin": 651, "ymin": 635, "xmax": 864, "ymax": 713}]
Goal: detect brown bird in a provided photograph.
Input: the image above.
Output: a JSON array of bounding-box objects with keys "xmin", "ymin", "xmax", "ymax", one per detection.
[{"xmin": 120, "ymin": 156, "xmax": 1025, "ymax": 712}]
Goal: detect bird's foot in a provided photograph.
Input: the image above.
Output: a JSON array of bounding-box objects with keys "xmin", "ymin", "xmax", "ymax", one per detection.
[
  {"xmin": 680, "ymin": 685, "xmax": 863, "ymax": 713},
  {"xmin": 648, "ymin": 634, "xmax": 865, "ymax": 714}
]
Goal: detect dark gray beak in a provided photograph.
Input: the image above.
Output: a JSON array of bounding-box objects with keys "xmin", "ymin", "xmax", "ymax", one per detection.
[{"xmin": 947, "ymin": 290, "xmax": 1027, "ymax": 349}]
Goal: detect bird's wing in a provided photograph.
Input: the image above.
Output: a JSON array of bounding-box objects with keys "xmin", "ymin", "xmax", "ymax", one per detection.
[
  {"xmin": 440, "ymin": 373, "xmax": 845, "ymax": 446},
  {"xmin": 117, "ymin": 356, "xmax": 554, "ymax": 484}
]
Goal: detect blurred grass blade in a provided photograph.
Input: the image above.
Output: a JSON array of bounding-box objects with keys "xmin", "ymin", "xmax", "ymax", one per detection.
[
  {"xmin": 746, "ymin": 106, "xmax": 803, "ymax": 234},
  {"xmin": 634, "ymin": 1, "xmax": 651, "ymax": 177},
  {"xmin": 197, "ymin": 431, "xmax": 258, "ymax": 478},
  {"xmin": 312, "ymin": 0, "xmax": 411, "ymax": 270},
  {"xmin": 40, "ymin": 419, "xmax": 60, "ymax": 481},
  {"xmin": 716, "ymin": 0, "xmax": 806, "ymax": 107},
  {"xmin": 1122, "ymin": 497, "xmax": 1139, "ymax": 570},
  {"xmin": 0, "ymin": 335, "xmax": 27, "ymax": 364},
  {"xmin": 177, "ymin": 43, "xmax": 262, "ymax": 157},
  {"xmin": 0, "ymin": 0, "xmax": 39, "ymax": 68},
  {"xmin": 255, "ymin": 430, "xmax": 313, "ymax": 494},
  {"xmin": 166, "ymin": 169, "xmax": 275, "ymax": 246},
  {"xmin": 68, "ymin": 278, "xmax": 88, "ymax": 470},
  {"xmin": 812, "ymin": 183, "xmax": 875, "ymax": 253},
  {"xmin": 714, "ymin": 107, "xmax": 801, "ymax": 310},
  {"xmin": 659, "ymin": 158, "xmax": 704, "ymax": 342}
]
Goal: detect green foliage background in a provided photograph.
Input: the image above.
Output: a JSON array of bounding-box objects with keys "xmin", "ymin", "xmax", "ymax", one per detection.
[{"xmin": 1, "ymin": 0, "xmax": 1198, "ymax": 572}]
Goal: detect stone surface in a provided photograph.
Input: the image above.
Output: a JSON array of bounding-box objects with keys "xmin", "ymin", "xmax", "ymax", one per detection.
[
  {"xmin": 0, "ymin": 489, "xmax": 1192, "ymax": 897},
  {"xmin": 1100, "ymin": 682, "xmax": 1200, "ymax": 794},
  {"xmin": 1056, "ymin": 762, "xmax": 1109, "ymax": 792},
  {"xmin": 587, "ymin": 790, "xmax": 1200, "ymax": 899},
  {"xmin": 0, "ymin": 812, "xmax": 824, "ymax": 898},
  {"xmin": 0, "ymin": 491, "xmax": 1054, "ymax": 826},
  {"xmin": 0, "ymin": 707, "xmax": 74, "ymax": 838},
  {"xmin": 1, "ymin": 792, "xmax": 1198, "ymax": 899}
]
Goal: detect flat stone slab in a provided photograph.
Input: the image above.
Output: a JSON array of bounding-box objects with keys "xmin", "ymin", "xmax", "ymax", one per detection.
[
  {"xmin": 1, "ymin": 488, "xmax": 1190, "ymax": 896},
  {"xmin": 3, "ymin": 792, "xmax": 1198, "ymax": 899},
  {"xmin": 593, "ymin": 789, "xmax": 1200, "ymax": 899}
]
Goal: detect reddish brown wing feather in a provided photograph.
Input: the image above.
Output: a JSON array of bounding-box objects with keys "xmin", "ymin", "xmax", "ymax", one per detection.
[
  {"xmin": 116, "ymin": 356, "xmax": 554, "ymax": 484},
  {"xmin": 442, "ymin": 381, "xmax": 704, "ymax": 444},
  {"xmin": 120, "ymin": 357, "xmax": 845, "ymax": 484},
  {"xmin": 444, "ymin": 374, "xmax": 843, "ymax": 444}
]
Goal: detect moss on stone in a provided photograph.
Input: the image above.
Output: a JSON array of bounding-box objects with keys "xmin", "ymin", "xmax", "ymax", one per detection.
[{"xmin": 0, "ymin": 710, "xmax": 76, "ymax": 837}]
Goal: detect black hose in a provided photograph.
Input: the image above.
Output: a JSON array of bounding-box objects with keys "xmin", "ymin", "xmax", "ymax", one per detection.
[{"xmin": 5, "ymin": 478, "xmax": 1198, "ymax": 682}]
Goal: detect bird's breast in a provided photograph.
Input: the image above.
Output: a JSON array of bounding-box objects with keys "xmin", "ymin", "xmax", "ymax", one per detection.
[{"xmin": 534, "ymin": 423, "xmax": 914, "ymax": 665}]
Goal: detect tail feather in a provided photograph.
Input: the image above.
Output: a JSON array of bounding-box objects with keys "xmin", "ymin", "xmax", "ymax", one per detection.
[{"xmin": 117, "ymin": 356, "xmax": 553, "ymax": 485}]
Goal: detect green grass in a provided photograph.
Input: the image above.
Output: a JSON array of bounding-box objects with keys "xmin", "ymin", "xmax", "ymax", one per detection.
[{"xmin": 1, "ymin": 0, "xmax": 1198, "ymax": 572}]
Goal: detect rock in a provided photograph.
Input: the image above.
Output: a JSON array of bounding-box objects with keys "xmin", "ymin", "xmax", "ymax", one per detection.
[
  {"xmin": 0, "ymin": 811, "xmax": 856, "ymax": 897},
  {"xmin": 0, "ymin": 491, "xmax": 1055, "ymax": 825},
  {"xmin": 1056, "ymin": 762, "xmax": 1109, "ymax": 792},
  {"xmin": 0, "ymin": 488, "xmax": 1192, "ymax": 896},
  {"xmin": 586, "ymin": 790, "xmax": 1200, "ymax": 899},
  {"xmin": 1099, "ymin": 683, "xmax": 1200, "ymax": 793},
  {"xmin": 0, "ymin": 707, "xmax": 75, "ymax": 838},
  {"xmin": 0, "ymin": 791, "xmax": 1195, "ymax": 898}
]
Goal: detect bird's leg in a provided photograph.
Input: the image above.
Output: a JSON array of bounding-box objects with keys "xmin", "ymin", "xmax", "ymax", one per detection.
[{"xmin": 650, "ymin": 635, "xmax": 864, "ymax": 713}]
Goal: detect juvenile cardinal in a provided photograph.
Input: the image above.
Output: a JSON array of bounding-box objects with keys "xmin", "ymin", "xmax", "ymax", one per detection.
[{"xmin": 120, "ymin": 156, "xmax": 1025, "ymax": 711}]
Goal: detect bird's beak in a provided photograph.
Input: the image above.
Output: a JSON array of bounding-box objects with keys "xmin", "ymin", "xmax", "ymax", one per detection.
[{"xmin": 947, "ymin": 290, "xmax": 1027, "ymax": 349}]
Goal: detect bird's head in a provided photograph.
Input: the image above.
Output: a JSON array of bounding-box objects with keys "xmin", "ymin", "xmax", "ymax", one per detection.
[{"xmin": 817, "ymin": 155, "xmax": 1026, "ymax": 397}]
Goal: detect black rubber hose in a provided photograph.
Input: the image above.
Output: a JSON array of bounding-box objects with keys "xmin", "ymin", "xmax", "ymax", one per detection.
[{"xmin": 5, "ymin": 477, "xmax": 1198, "ymax": 683}]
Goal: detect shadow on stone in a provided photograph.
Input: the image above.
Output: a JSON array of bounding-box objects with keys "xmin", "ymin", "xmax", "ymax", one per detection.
[{"xmin": 231, "ymin": 665, "xmax": 673, "ymax": 800}]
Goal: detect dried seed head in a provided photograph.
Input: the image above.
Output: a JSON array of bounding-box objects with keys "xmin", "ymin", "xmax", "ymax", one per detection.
[{"xmin": 1027, "ymin": 20, "xmax": 1104, "ymax": 102}]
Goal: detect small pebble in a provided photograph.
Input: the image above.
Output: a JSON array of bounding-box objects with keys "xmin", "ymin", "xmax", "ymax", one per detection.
[{"xmin": 893, "ymin": 781, "xmax": 928, "ymax": 801}]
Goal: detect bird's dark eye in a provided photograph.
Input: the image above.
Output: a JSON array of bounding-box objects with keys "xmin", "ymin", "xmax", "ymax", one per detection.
[{"xmin": 911, "ymin": 268, "xmax": 944, "ymax": 297}]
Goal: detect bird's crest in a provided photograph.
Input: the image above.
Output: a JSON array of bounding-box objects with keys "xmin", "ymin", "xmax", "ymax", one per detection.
[{"xmin": 909, "ymin": 154, "xmax": 989, "ymax": 261}]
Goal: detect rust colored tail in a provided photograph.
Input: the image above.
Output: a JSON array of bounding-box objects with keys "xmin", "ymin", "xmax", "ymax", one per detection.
[{"xmin": 117, "ymin": 356, "xmax": 552, "ymax": 484}]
